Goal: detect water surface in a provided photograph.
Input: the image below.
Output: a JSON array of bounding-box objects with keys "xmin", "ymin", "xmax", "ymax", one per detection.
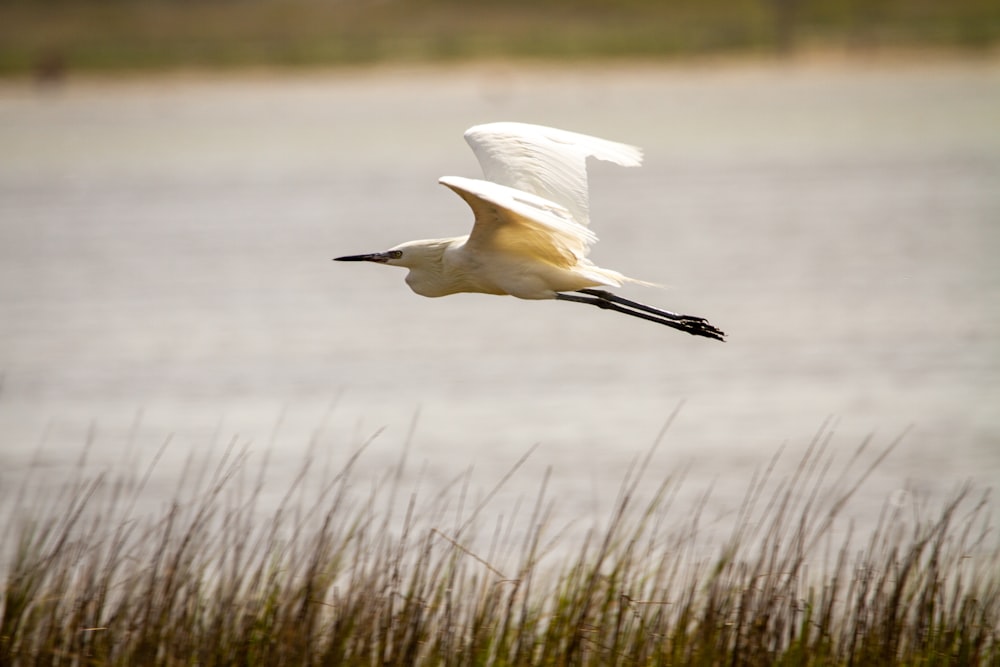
[{"xmin": 0, "ymin": 61, "xmax": 997, "ymax": 544}]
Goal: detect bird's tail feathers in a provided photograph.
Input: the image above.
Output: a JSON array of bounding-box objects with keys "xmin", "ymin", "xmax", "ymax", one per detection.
[
  {"xmin": 623, "ymin": 275, "xmax": 664, "ymax": 289},
  {"xmin": 576, "ymin": 266, "xmax": 662, "ymax": 290}
]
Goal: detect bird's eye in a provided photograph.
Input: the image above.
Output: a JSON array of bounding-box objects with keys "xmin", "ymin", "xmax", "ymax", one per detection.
[{"xmin": 388, "ymin": 250, "xmax": 403, "ymax": 259}]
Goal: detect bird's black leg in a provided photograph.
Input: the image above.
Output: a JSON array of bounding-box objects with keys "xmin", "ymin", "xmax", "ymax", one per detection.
[
  {"xmin": 577, "ymin": 288, "xmax": 707, "ymax": 323},
  {"xmin": 556, "ymin": 290, "xmax": 726, "ymax": 341}
]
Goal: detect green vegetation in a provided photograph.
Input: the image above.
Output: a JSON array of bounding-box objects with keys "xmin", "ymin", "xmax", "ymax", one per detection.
[
  {"xmin": 1, "ymin": 0, "xmax": 998, "ymax": 77},
  {"xmin": 1, "ymin": 428, "xmax": 997, "ymax": 665}
]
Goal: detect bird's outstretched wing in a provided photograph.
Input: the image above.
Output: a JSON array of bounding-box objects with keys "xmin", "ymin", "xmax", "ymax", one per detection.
[
  {"xmin": 439, "ymin": 176, "xmax": 597, "ymax": 270},
  {"xmin": 464, "ymin": 122, "xmax": 642, "ymax": 227}
]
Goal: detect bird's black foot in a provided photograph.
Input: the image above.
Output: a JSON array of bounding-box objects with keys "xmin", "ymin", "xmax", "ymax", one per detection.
[{"xmin": 675, "ymin": 317, "xmax": 726, "ymax": 341}]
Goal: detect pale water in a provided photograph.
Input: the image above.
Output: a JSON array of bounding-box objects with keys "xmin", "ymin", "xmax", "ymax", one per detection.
[{"xmin": 0, "ymin": 61, "xmax": 998, "ymax": 552}]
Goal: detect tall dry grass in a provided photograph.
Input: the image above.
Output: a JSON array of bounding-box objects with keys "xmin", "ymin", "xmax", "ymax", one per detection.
[{"xmin": 1, "ymin": 424, "xmax": 997, "ymax": 665}]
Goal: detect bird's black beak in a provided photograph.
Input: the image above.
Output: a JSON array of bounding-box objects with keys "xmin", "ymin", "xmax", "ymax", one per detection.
[{"xmin": 334, "ymin": 252, "xmax": 391, "ymax": 263}]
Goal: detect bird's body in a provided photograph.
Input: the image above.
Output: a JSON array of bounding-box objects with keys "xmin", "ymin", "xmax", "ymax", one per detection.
[
  {"xmin": 391, "ymin": 176, "xmax": 629, "ymax": 300},
  {"xmin": 336, "ymin": 122, "xmax": 725, "ymax": 341}
]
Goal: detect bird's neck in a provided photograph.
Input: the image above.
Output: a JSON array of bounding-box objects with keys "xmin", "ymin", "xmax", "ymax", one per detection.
[{"xmin": 400, "ymin": 237, "xmax": 464, "ymax": 297}]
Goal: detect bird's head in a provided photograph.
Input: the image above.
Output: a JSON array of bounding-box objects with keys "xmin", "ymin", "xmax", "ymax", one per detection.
[{"xmin": 334, "ymin": 239, "xmax": 453, "ymax": 269}]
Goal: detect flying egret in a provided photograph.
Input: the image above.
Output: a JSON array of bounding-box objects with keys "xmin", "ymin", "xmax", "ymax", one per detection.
[{"xmin": 335, "ymin": 122, "xmax": 725, "ymax": 341}]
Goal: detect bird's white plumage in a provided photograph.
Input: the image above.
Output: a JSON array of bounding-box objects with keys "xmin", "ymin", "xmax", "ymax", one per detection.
[
  {"xmin": 463, "ymin": 122, "xmax": 643, "ymax": 227},
  {"xmin": 438, "ymin": 175, "xmax": 596, "ymax": 269},
  {"xmin": 345, "ymin": 125, "xmax": 643, "ymax": 297},
  {"xmin": 335, "ymin": 122, "xmax": 725, "ymax": 339}
]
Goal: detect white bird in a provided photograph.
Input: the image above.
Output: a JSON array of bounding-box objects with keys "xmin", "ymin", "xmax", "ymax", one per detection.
[{"xmin": 335, "ymin": 122, "xmax": 725, "ymax": 341}]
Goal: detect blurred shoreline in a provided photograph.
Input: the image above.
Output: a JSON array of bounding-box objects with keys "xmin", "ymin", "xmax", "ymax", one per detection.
[
  {"xmin": 1, "ymin": 47, "xmax": 998, "ymax": 92},
  {"xmin": 2, "ymin": 0, "xmax": 998, "ymax": 82}
]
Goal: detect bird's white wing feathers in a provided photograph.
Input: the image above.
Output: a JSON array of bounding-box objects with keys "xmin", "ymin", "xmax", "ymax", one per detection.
[
  {"xmin": 439, "ymin": 176, "xmax": 597, "ymax": 270},
  {"xmin": 464, "ymin": 122, "xmax": 642, "ymax": 227}
]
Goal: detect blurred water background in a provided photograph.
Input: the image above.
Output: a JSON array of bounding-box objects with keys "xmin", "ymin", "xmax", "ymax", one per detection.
[{"xmin": 0, "ymin": 58, "xmax": 998, "ymax": 551}]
